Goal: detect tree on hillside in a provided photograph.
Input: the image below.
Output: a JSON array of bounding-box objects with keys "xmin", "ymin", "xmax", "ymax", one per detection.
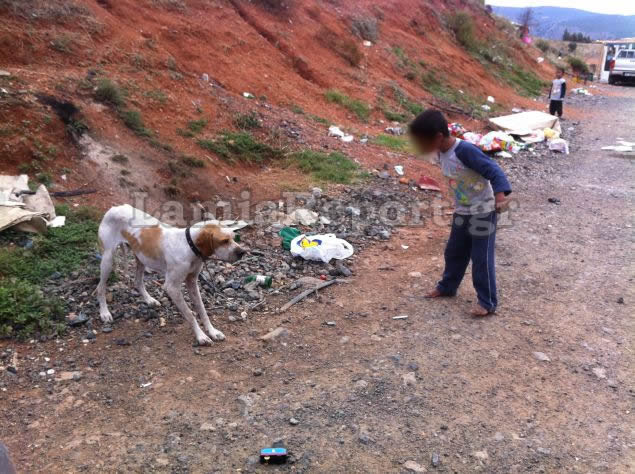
[{"xmin": 518, "ymin": 8, "xmax": 535, "ymax": 38}]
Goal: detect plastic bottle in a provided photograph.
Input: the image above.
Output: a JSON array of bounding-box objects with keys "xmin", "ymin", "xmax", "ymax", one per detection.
[{"xmin": 243, "ymin": 275, "xmax": 273, "ymax": 288}]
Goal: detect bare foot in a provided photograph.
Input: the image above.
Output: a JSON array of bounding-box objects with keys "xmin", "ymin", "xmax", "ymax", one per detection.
[
  {"xmin": 425, "ymin": 288, "xmax": 444, "ymax": 298},
  {"xmin": 470, "ymin": 305, "xmax": 493, "ymax": 317}
]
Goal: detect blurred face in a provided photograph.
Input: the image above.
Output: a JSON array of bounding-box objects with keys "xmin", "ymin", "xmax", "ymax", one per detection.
[
  {"xmin": 556, "ymin": 70, "xmax": 563, "ymax": 79},
  {"xmin": 412, "ymin": 132, "xmax": 444, "ymax": 154}
]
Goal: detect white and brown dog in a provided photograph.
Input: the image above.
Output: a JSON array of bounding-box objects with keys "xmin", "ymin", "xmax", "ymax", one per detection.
[{"xmin": 96, "ymin": 204, "xmax": 245, "ymax": 345}]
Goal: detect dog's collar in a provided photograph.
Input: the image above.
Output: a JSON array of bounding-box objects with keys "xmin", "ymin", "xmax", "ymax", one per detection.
[{"xmin": 185, "ymin": 227, "xmax": 207, "ymax": 261}]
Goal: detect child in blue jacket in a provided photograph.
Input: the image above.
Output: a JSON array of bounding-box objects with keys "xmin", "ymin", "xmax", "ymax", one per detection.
[{"xmin": 410, "ymin": 110, "xmax": 512, "ymax": 316}]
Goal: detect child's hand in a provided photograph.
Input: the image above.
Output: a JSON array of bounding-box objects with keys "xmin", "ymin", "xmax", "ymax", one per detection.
[{"xmin": 495, "ymin": 192, "xmax": 509, "ymax": 213}]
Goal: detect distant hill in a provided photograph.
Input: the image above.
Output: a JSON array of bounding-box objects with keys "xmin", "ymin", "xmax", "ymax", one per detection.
[{"xmin": 492, "ymin": 6, "xmax": 635, "ymax": 40}]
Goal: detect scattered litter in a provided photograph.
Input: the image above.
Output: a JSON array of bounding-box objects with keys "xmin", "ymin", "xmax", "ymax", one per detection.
[
  {"xmin": 533, "ymin": 352, "xmax": 551, "ymax": 362},
  {"xmin": 536, "ymin": 57, "xmax": 544, "ymax": 63},
  {"xmin": 48, "ymin": 216, "xmax": 66, "ymax": 228},
  {"xmin": 363, "ymin": 40, "xmax": 372, "ymax": 47},
  {"xmin": 548, "ymin": 197, "xmax": 561, "ymax": 205},
  {"xmin": 481, "ymin": 104, "xmax": 491, "ymax": 111},
  {"xmin": 140, "ymin": 382, "xmax": 152, "ymax": 388},
  {"xmin": 521, "ymin": 129, "xmax": 545, "ymax": 144},
  {"xmin": 0, "ymin": 175, "xmax": 60, "ymax": 233},
  {"xmin": 448, "ymin": 122, "xmax": 467, "ymax": 137},
  {"xmin": 385, "ymin": 126, "xmax": 405, "ymax": 136},
  {"xmin": 458, "ymin": 89, "xmax": 464, "ymax": 94},
  {"xmin": 242, "ymin": 92, "xmax": 255, "ymax": 99},
  {"xmin": 260, "ymin": 447, "xmax": 288, "ymax": 464},
  {"xmin": 398, "ymin": 177, "xmax": 409, "ymax": 185},
  {"xmin": 496, "ymin": 151, "xmax": 512, "ymax": 158},
  {"xmin": 479, "ymin": 131, "xmax": 518, "ymax": 153},
  {"xmin": 549, "ymin": 138, "xmax": 569, "ymax": 154},
  {"xmin": 279, "ymin": 226, "xmax": 302, "ymax": 250},
  {"xmin": 489, "ymin": 111, "xmax": 561, "ymax": 136},
  {"xmin": 290, "ymin": 234, "xmax": 354, "ymax": 263},
  {"xmin": 401, "ymin": 245, "xmax": 409, "ymax": 250},
  {"xmin": 280, "ymin": 279, "xmax": 343, "ymax": 312},
  {"xmin": 394, "ymin": 165, "xmax": 404, "ymax": 176},
  {"xmin": 328, "ymin": 125, "xmax": 354, "ymax": 142},
  {"xmin": 543, "ymin": 128, "xmax": 559, "ymax": 140},
  {"xmin": 487, "ymin": 96, "xmax": 495, "ymax": 103},
  {"xmin": 418, "ymin": 175, "xmax": 441, "ymax": 192},
  {"xmin": 393, "ymin": 315, "xmax": 409, "ymax": 320},
  {"xmin": 602, "ymin": 145, "xmax": 633, "ymax": 152},
  {"xmin": 572, "ymin": 88, "xmax": 592, "ymax": 96},
  {"xmin": 511, "ymin": 107, "xmax": 522, "ymax": 113},
  {"xmin": 0, "ymin": 69, "xmax": 10, "ymax": 77},
  {"xmin": 325, "ymin": 321, "xmax": 336, "ymax": 326}
]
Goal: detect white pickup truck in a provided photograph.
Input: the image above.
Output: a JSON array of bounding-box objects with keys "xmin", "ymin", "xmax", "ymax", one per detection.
[{"xmin": 609, "ymin": 49, "xmax": 635, "ymax": 85}]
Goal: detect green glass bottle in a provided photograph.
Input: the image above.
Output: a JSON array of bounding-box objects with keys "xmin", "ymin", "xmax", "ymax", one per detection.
[{"xmin": 243, "ymin": 275, "xmax": 273, "ymax": 288}]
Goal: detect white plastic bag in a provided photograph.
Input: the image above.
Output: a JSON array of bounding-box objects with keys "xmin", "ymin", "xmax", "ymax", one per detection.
[
  {"xmin": 549, "ymin": 138, "xmax": 569, "ymax": 154},
  {"xmin": 290, "ymin": 234, "xmax": 354, "ymax": 263}
]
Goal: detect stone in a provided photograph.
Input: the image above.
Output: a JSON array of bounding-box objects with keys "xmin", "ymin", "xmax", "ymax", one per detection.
[
  {"xmin": 402, "ymin": 372, "xmax": 417, "ymax": 387},
  {"xmin": 533, "ymin": 352, "xmax": 551, "ymax": 362},
  {"xmin": 404, "ymin": 460, "xmax": 425, "ymax": 472},
  {"xmin": 0, "ymin": 70, "xmax": 10, "ymax": 77},
  {"xmin": 592, "ymin": 367, "xmax": 607, "ymax": 379},
  {"xmin": 431, "ymin": 452, "xmax": 441, "ymax": 467},
  {"xmin": 472, "ymin": 450, "xmax": 489, "ymax": 461},
  {"xmin": 56, "ymin": 371, "xmax": 82, "ymax": 382},
  {"xmin": 200, "ymin": 422, "xmax": 216, "ymax": 431},
  {"xmin": 289, "ymin": 417, "xmax": 299, "ymax": 425},
  {"xmin": 355, "ymin": 380, "xmax": 368, "ymax": 389},
  {"xmin": 408, "ymin": 272, "xmax": 422, "ymax": 278},
  {"xmin": 261, "ymin": 327, "xmax": 289, "ymax": 341},
  {"xmin": 537, "ymin": 447, "xmax": 551, "ymax": 455}
]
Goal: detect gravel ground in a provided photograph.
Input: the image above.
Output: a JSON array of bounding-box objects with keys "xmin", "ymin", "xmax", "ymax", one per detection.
[{"xmin": 0, "ymin": 84, "xmax": 633, "ymax": 473}]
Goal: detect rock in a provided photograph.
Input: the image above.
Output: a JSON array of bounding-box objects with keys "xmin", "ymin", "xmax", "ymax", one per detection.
[
  {"xmin": 533, "ymin": 351, "xmax": 551, "ymax": 362},
  {"xmin": 471, "ymin": 450, "xmax": 488, "ymax": 461},
  {"xmin": 607, "ymin": 379, "xmax": 618, "ymax": 388},
  {"xmin": 537, "ymin": 447, "xmax": 551, "ymax": 455},
  {"xmin": 66, "ymin": 311, "xmax": 89, "ymax": 327},
  {"xmin": 358, "ymin": 432, "xmax": 371, "ymax": 444},
  {"xmin": 46, "ymin": 368, "xmax": 55, "ymax": 375},
  {"xmin": 404, "ymin": 460, "xmax": 425, "ymax": 472},
  {"xmin": 102, "ymin": 327, "xmax": 112, "ymax": 333},
  {"xmin": 252, "ymin": 368, "xmax": 264, "ymax": 376},
  {"xmin": 408, "ymin": 272, "xmax": 422, "ymax": 278},
  {"xmin": 200, "ymin": 422, "xmax": 216, "ymax": 431},
  {"xmin": 493, "ymin": 432, "xmax": 504, "ymax": 442},
  {"xmin": 311, "ymin": 187, "xmax": 323, "ymax": 199},
  {"xmin": 592, "ymin": 367, "xmax": 607, "ymax": 379},
  {"xmin": 85, "ymin": 331, "xmax": 96, "ymax": 340},
  {"xmin": 261, "ymin": 327, "xmax": 289, "ymax": 341},
  {"xmin": 431, "ymin": 452, "xmax": 441, "ymax": 467},
  {"xmin": 340, "ymin": 336, "xmax": 350, "ymax": 344},
  {"xmin": 334, "ymin": 260, "xmax": 352, "ymax": 277},
  {"xmin": 385, "ymin": 126, "xmax": 405, "ymax": 136},
  {"xmin": 289, "ymin": 417, "xmax": 299, "ymax": 425},
  {"xmin": 617, "ymin": 297, "xmax": 624, "ymax": 304},
  {"xmin": 355, "ymin": 380, "xmax": 368, "ymax": 389},
  {"xmin": 56, "ymin": 371, "xmax": 82, "ymax": 382},
  {"xmin": 0, "ymin": 70, "xmax": 10, "ymax": 77},
  {"xmin": 402, "ymin": 372, "xmax": 417, "ymax": 387}
]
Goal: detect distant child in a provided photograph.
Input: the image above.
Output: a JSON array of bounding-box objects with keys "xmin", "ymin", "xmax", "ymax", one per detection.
[
  {"xmin": 409, "ymin": 110, "xmax": 512, "ymax": 316},
  {"xmin": 549, "ymin": 68, "xmax": 567, "ymax": 117}
]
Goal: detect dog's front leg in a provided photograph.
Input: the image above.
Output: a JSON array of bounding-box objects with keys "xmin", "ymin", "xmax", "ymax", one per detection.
[
  {"xmin": 186, "ymin": 274, "xmax": 225, "ymax": 341},
  {"xmin": 164, "ymin": 272, "xmax": 212, "ymax": 345}
]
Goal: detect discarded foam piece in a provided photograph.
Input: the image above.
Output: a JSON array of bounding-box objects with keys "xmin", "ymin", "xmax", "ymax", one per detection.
[
  {"xmin": 283, "ymin": 209, "xmax": 318, "ymax": 226},
  {"xmin": 0, "ymin": 175, "xmax": 57, "ymax": 233},
  {"xmin": 487, "ymin": 96, "xmax": 495, "ymax": 103},
  {"xmin": 489, "ymin": 110, "xmax": 561, "ymax": 136}
]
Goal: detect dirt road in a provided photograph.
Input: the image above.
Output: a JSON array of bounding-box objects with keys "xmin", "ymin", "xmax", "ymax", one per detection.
[{"xmin": 1, "ymin": 85, "xmax": 633, "ymax": 473}]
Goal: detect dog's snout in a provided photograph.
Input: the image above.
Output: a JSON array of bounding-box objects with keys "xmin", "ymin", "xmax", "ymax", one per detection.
[{"xmin": 235, "ymin": 247, "xmax": 247, "ymax": 259}]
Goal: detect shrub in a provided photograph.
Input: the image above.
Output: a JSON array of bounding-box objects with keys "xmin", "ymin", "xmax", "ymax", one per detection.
[
  {"xmin": 383, "ymin": 109, "xmax": 409, "ymax": 122},
  {"xmin": 181, "ymin": 155, "xmax": 206, "ymax": 167},
  {"xmin": 536, "ymin": 39, "xmax": 550, "ymax": 53},
  {"xmin": 567, "ymin": 56, "xmax": 589, "ymax": 74},
  {"xmin": 324, "ymin": 89, "xmax": 371, "ymax": 121},
  {"xmin": 50, "ymin": 35, "xmax": 73, "ymax": 53},
  {"xmin": 94, "ymin": 78, "xmax": 125, "ymax": 107},
  {"xmin": 568, "ymin": 42, "xmax": 577, "ymax": 53},
  {"xmin": 111, "ymin": 154, "xmax": 129, "ymax": 164},
  {"xmin": 350, "ymin": 16, "xmax": 379, "ymax": 42},
  {"xmin": 234, "ymin": 112, "xmax": 261, "ymax": 130},
  {"xmin": 447, "ymin": 11, "xmax": 477, "ymax": 51},
  {"xmin": 291, "ymin": 150, "xmax": 360, "ymax": 184},
  {"xmin": 119, "ymin": 109, "xmax": 152, "ymax": 137},
  {"xmin": 187, "ymin": 118, "xmax": 208, "ymax": 134},
  {"xmin": 316, "ymin": 27, "xmax": 363, "ymax": 67},
  {"xmin": 197, "ymin": 132, "xmax": 283, "ymax": 163}
]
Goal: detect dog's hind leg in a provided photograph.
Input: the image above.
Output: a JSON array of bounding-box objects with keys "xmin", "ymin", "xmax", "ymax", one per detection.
[
  {"xmin": 164, "ymin": 272, "xmax": 212, "ymax": 345},
  {"xmin": 97, "ymin": 248, "xmax": 115, "ymax": 323},
  {"xmin": 135, "ymin": 257, "xmax": 160, "ymax": 307},
  {"xmin": 186, "ymin": 273, "xmax": 225, "ymax": 341}
]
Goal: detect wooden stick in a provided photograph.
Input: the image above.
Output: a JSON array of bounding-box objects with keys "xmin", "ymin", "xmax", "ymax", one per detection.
[{"xmin": 279, "ymin": 279, "xmax": 343, "ymax": 313}]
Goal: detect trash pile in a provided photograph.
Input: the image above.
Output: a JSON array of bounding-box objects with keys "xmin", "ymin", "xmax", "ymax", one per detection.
[
  {"xmin": 572, "ymin": 88, "xmax": 592, "ymax": 96},
  {"xmin": 43, "ymin": 174, "xmax": 438, "ymax": 333},
  {"xmin": 328, "ymin": 125, "xmax": 354, "ymax": 143},
  {"xmin": 0, "ymin": 175, "xmax": 65, "ymax": 233},
  {"xmin": 448, "ymin": 110, "xmax": 570, "ymax": 157}
]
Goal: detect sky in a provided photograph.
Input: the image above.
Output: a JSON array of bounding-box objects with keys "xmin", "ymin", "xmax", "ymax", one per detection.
[{"xmin": 486, "ymin": 1, "xmax": 635, "ymax": 15}]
